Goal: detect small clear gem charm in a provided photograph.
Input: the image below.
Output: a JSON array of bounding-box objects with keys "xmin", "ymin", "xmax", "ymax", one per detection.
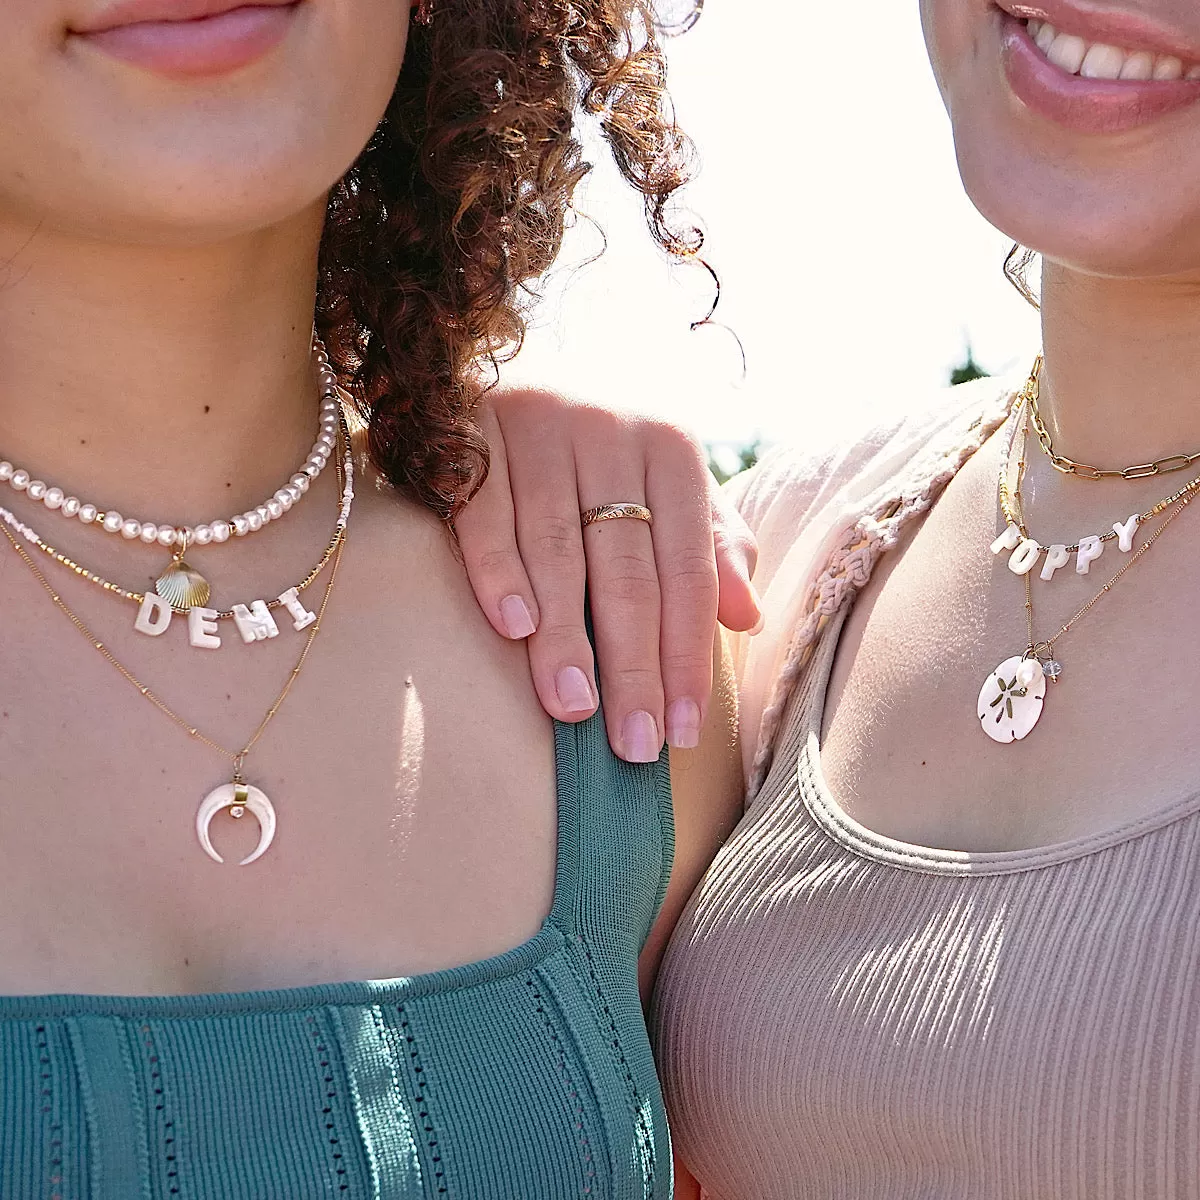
[
  {"xmin": 1043, "ymin": 659, "xmax": 1063, "ymax": 680},
  {"xmin": 230, "ymin": 805, "xmax": 246, "ymax": 819}
]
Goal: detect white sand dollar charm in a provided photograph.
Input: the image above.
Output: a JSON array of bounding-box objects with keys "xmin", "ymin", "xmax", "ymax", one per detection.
[
  {"xmin": 977, "ymin": 655, "xmax": 1046, "ymax": 743},
  {"xmin": 196, "ymin": 782, "xmax": 277, "ymax": 865}
]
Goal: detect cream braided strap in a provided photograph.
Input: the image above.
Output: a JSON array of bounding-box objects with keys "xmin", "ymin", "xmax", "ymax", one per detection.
[{"xmin": 745, "ymin": 403, "xmax": 1012, "ymax": 802}]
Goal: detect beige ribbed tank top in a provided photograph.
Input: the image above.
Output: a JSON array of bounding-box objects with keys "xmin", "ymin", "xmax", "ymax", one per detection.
[{"xmin": 654, "ymin": 605, "xmax": 1200, "ymax": 1200}]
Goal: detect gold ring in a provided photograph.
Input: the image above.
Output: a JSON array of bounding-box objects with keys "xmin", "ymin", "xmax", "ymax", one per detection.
[{"xmin": 581, "ymin": 502, "xmax": 653, "ymax": 529}]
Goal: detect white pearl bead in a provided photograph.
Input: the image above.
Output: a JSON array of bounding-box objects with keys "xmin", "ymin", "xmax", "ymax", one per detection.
[
  {"xmin": 291, "ymin": 473, "xmax": 310, "ymax": 492},
  {"xmin": 255, "ymin": 504, "xmax": 271, "ymax": 523},
  {"xmin": 120, "ymin": 518, "xmax": 142, "ymax": 540},
  {"xmin": 140, "ymin": 523, "xmax": 159, "ymax": 544},
  {"xmin": 317, "ymin": 432, "xmax": 336, "ymax": 451},
  {"xmin": 318, "ymin": 370, "xmax": 338, "ymax": 389},
  {"xmin": 302, "ymin": 463, "xmax": 321, "ymax": 479},
  {"xmin": 193, "ymin": 524, "xmax": 214, "ymax": 546},
  {"xmin": 0, "ymin": 462, "xmax": 12, "ymax": 482},
  {"xmin": 102, "ymin": 511, "xmax": 123, "ymax": 534},
  {"xmin": 79, "ymin": 504, "xmax": 98, "ymax": 524},
  {"xmin": 266, "ymin": 499, "xmax": 283, "ymax": 520},
  {"xmin": 275, "ymin": 490, "xmax": 294, "ymax": 510},
  {"xmin": 43, "ymin": 487, "xmax": 64, "ymax": 510},
  {"xmin": 246, "ymin": 511, "xmax": 264, "ymax": 532},
  {"xmin": 61, "ymin": 496, "xmax": 81, "ymax": 518},
  {"xmin": 156, "ymin": 526, "xmax": 177, "ymax": 547},
  {"xmin": 10, "ymin": 469, "xmax": 30, "ymax": 490},
  {"xmin": 284, "ymin": 483, "xmax": 303, "ymax": 503},
  {"xmin": 25, "ymin": 480, "xmax": 47, "ymax": 501},
  {"xmin": 307, "ymin": 455, "xmax": 327, "ymax": 473},
  {"xmin": 211, "ymin": 521, "xmax": 231, "ymax": 543}
]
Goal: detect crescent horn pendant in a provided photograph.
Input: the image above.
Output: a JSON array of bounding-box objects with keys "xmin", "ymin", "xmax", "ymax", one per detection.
[{"xmin": 195, "ymin": 783, "xmax": 277, "ymax": 865}]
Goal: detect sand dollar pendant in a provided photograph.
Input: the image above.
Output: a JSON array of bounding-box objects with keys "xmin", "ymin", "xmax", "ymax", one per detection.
[
  {"xmin": 155, "ymin": 532, "xmax": 211, "ymax": 610},
  {"xmin": 977, "ymin": 654, "xmax": 1048, "ymax": 743},
  {"xmin": 195, "ymin": 779, "xmax": 277, "ymax": 865}
]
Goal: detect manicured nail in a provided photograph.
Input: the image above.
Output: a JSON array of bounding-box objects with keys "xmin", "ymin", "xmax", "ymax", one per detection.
[
  {"xmin": 499, "ymin": 594, "xmax": 537, "ymax": 639},
  {"xmin": 555, "ymin": 666, "xmax": 596, "ymax": 713},
  {"xmin": 666, "ymin": 698, "xmax": 702, "ymax": 749},
  {"xmin": 622, "ymin": 710, "xmax": 661, "ymax": 763}
]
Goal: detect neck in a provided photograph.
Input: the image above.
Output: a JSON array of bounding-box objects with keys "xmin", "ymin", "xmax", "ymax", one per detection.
[
  {"xmin": 1038, "ymin": 261, "xmax": 1200, "ymax": 470},
  {"xmin": 0, "ymin": 203, "xmax": 328, "ymax": 526}
]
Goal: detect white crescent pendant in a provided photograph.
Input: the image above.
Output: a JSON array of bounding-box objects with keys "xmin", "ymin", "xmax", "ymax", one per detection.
[
  {"xmin": 195, "ymin": 782, "xmax": 277, "ymax": 865},
  {"xmin": 977, "ymin": 654, "xmax": 1047, "ymax": 744}
]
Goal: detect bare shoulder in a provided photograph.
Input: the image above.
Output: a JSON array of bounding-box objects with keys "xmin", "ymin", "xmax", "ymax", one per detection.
[{"xmin": 638, "ymin": 633, "xmax": 743, "ymax": 1003}]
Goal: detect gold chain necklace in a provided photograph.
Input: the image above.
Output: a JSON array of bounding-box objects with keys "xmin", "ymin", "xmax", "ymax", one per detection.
[
  {"xmin": 993, "ymin": 377, "xmax": 1200, "ymax": 573},
  {"xmin": 1027, "ymin": 354, "xmax": 1200, "ymax": 480},
  {"xmin": 1, "ymin": 452, "xmax": 348, "ymax": 865},
  {"xmin": 978, "ymin": 400, "xmax": 1196, "ymax": 744}
]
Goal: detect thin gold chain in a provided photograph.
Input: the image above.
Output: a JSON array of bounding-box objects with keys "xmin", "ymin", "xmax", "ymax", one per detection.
[
  {"xmin": 1020, "ymin": 476, "xmax": 1196, "ymax": 659},
  {"xmin": 1026, "ymin": 353, "xmax": 1200, "ymax": 480},
  {"xmin": 0, "ymin": 524, "xmax": 343, "ymax": 769},
  {"xmin": 1001, "ymin": 375, "xmax": 1200, "ymax": 554},
  {"xmin": 0, "ymin": 403, "xmax": 353, "ymax": 620},
  {"xmin": 0, "ymin": 427, "xmax": 350, "ymax": 775}
]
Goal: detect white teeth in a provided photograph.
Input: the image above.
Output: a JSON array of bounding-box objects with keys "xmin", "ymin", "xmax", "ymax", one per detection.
[
  {"xmin": 1154, "ymin": 54, "xmax": 1184, "ymax": 79},
  {"xmin": 1119, "ymin": 50, "xmax": 1155, "ymax": 79},
  {"xmin": 1035, "ymin": 21, "xmax": 1058, "ymax": 53},
  {"xmin": 1025, "ymin": 19, "xmax": 1200, "ymax": 82},
  {"xmin": 1046, "ymin": 33, "xmax": 1088, "ymax": 73},
  {"xmin": 1080, "ymin": 42, "xmax": 1127, "ymax": 79}
]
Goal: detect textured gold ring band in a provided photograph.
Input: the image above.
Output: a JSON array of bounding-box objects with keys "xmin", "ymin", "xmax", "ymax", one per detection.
[{"xmin": 581, "ymin": 503, "xmax": 653, "ymax": 529}]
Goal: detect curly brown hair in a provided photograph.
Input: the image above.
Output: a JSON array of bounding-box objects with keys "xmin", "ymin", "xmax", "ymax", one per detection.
[{"xmin": 316, "ymin": 0, "xmax": 701, "ymax": 523}]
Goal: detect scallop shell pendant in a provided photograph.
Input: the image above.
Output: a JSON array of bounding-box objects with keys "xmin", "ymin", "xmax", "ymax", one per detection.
[
  {"xmin": 977, "ymin": 654, "xmax": 1047, "ymax": 744},
  {"xmin": 155, "ymin": 557, "xmax": 211, "ymax": 610}
]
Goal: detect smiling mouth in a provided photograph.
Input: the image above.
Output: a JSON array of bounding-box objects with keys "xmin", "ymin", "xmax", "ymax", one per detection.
[{"xmin": 1020, "ymin": 17, "xmax": 1200, "ymax": 81}]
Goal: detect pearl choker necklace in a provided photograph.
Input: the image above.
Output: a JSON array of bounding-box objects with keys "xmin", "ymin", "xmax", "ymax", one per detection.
[{"xmin": 0, "ymin": 339, "xmax": 341, "ymax": 549}]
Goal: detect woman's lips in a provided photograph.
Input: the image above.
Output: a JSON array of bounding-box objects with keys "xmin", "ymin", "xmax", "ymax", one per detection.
[
  {"xmin": 1000, "ymin": 11, "xmax": 1200, "ymax": 133},
  {"xmin": 74, "ymin": 3, "xmax": 299, "ymax": 78}
]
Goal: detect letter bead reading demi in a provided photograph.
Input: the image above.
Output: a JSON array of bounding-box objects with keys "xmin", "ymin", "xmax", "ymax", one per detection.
[
  {"xmin": 134, "ymin": 592, "xmax": 173, "ymax": 637},
  {"xmin": 278, "ymin": 587, "xmax": 317, "ymax": 631},
  {"xmin": 232, "ymin": 600, "xmax": 280, "ymax": 645},
  {"xmin": 188, "ymin": 606, "xmax": 222, "ymax": 649}
]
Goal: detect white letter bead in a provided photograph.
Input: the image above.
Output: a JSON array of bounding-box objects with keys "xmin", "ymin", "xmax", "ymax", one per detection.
[
  {"xmin": 990, "ymin": 524, "xmax": 1022, "ymax": 555},
  {"xmin": 134, "ymin": 592, "xmax": 173, "ymax": 637},
  {"xmin": 232, "ymin": 600, "xmax": 280, "ymax": 644},
  {"xmin": 277, "ymin": 586, "xmax": 317, "ymax": 631},
  {"xmin": 1008, "ymin": 539, "xmax": 1042, "ymax": 576},
  {"xmin": 187, "ymin": 607, "xmax": 222, "ymax": 649},
  {"xmin": 1040, "ymin": 544, "xmax": 1071, "ymax": 581},
  {"xmin": 1076, "ymin": 535, "xmax": 1105, "ymax": 574},
  {"xmin": 1113, "ymin": 514, "xmax": 1140, "ymax": 553}
]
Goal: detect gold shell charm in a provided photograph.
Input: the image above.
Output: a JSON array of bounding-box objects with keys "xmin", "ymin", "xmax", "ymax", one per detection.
[{"xmin": 156, "ymin": 536, "xmax": 211, "ymax": 610}]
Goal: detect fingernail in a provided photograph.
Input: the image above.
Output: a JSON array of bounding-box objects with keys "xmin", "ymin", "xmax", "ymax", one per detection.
[
  {"xmin": 499, "ymin": 594, "xmax": 537, "ymax": 639},
  {"xmin": 622, "ymin": 710, "xmax": 661, "ymax": 763},
  {"xmin": 555, "ymin": 666, "xmax": 596, "ymax": 713},
  {"xmin": 749, "ymin": 612, "xmax": 765, "ymax": 636},
  {"xmin": 666, "ymin": 698, "xmax": 702, "ymax": 750}
]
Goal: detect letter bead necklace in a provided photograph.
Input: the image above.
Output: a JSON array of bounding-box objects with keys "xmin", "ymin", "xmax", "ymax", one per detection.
[{"xmin": 978, "ymin": 390, "xmax": 1197, "ymax": 743}]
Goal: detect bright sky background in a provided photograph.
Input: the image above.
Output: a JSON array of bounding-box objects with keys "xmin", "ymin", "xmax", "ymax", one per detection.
[{"xmin": 509, "ymin": 0, "xmax": 1044, "ymax": 464}]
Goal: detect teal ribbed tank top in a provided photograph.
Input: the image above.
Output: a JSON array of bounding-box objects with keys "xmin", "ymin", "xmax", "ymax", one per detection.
[{"xmin": 0, "ymin": 713, "xmax": 674, "ymax": 1198}]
